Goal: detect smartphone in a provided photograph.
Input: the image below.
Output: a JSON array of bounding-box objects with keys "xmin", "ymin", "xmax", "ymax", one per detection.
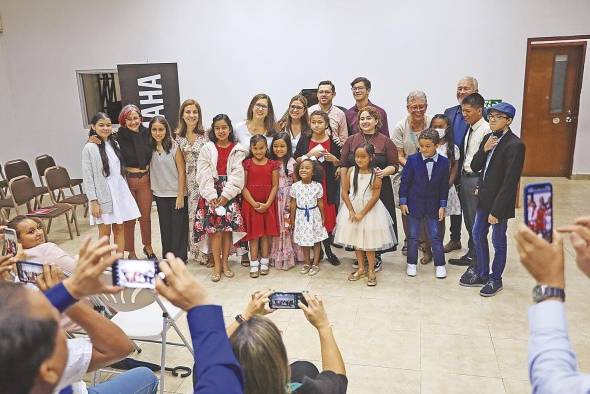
[
  {"xmin": 2, "ymin": 228, "xmax": 18, "ymax": 257},
  {"xmin": 524, "ymin": 182, "xmax": 553, "ymax": 242},
  {"xmin": 112, "ymin": 259, "xmax": 159, "ymax": 289},
  {"xmin": 16, "ymin": 261, "xmax": 44, "ymax": 284},
  {"xmin": 269, "ymin": 292, "xmax": 308, "ymax": 309}
]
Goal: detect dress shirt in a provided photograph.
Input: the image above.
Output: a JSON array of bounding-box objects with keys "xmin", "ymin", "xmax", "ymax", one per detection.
[
  {"xmin": 462, "ymin": 117, "xmax": 491, "ymax": 173},
  {"xmin": 528, "ymin": 301, "xmax": 590, "ymax": 393},
  {"xmin": 308, "ymin": 104, "xmax": 348, "ymax": 145},
  {"xmin": 345, "ymin": 100, "xmax": 390, "ymax": 137},
  {"xmin": 421, "ymin": 153, "xmax": 439, "ymax": 180},
  {"xmin": 483, "ymin": 130, "xmax": 506, "ymax": 179}
]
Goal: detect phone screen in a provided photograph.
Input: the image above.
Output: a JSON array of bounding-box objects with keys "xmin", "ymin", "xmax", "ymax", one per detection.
[
  {"xmin": 524, "ymin": 182, "xmax": 553, "ymax": 242},
  {"xmin": 2, "ymin": 228, "xmax": 18, "ymax": 257},
  {"xmin": 112, "ymin": 259, "xmax": 159, "ymax": 289},
  {"xmin": 269, "ymin": 292, "xmax": 307, "ymax": 309},
  {"xmin": 16, "ymin": 261, "xmax": 44, "ymax": 284}
]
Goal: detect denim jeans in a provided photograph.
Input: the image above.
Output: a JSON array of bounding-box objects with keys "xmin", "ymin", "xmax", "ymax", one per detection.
[
  {"xmin": 472, "ymin": 209, "xmax": 508, "ymax": 280},
  {"xmin": 407, "ymin": 215, "xmax": 446, "ymax": 266},
  {"xmin": 89, "ymin": 367, "xmax": 159, "ymax": 394}
]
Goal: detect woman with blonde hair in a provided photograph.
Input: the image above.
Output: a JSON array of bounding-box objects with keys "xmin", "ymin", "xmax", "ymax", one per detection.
[{"xmin": 175, "ymin": 98, "xmax": 209, "ymax": 265}]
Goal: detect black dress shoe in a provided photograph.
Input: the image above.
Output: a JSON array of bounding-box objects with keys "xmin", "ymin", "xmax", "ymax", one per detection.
[
  {"xmin": 345, "ymin": 246, "xmax": 355, "ymax": 252},
  {"xmin": 144, "ymin": 247, "xmax": 157, "ymax": 261},
  {"xmin": 326, "ymin": 252, "xmax": 341, "ymax": 266},
  {"xmin": 480, "ymin": 279, "xmax": 503, "ymax": 297},
  {"xmin": 459, "ymin": 267, "xmax": 487, "ymax": 287},
  {"xmin": 449, "ymin": 254, "xmax": 472, "ymax": 266},
  {"xmin": 331, "ymin": 242, "xmax": 343, "ymax": 249},
  {"xmin": 374, "ymin": 256, "xmax": 382, "ymax": 272}
]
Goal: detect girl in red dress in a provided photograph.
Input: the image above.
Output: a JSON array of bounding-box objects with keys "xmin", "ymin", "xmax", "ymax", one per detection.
[
  {"xmin": 293, "ymin": 111, "xmax": 341, "ymax": 266},
  {"xmin": 242, "ymin": 135, "xmax": 280, "ymax": 278}
]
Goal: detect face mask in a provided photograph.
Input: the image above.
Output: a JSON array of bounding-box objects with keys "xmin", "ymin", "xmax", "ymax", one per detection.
[{"xmin": 435, "ymin": 128, "xmax": 446, "ymax": 138}]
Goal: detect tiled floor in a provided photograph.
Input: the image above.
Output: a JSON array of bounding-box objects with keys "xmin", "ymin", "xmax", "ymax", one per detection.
[{"xmin": 44, "ymin": 177, "xmax": 590, "ymax": 393}]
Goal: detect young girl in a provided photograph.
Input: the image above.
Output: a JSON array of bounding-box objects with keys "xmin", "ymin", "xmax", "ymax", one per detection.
[
  {"xmin": 269, "ymin": 132, "xmax": 302, "ymax": 270},
  {"xmin": 149, "ymin": 116, "xmax": 189, "ymax": 262},
  {"xmin": 334, "ymin": 144, "xmax": 397, "ymax": 286},
  {"xmin": 195, "ymin": 114, "xmax": 248, "ymax": 282},
  {"xmin": 289, "ymin": 158, "xmax": 329, "ymax": 275},
  {"xmin": 419, "ymin": 114, "xmax": 461, "ymax": 262},
  {"xmin": 294, "ymin": 110, "xmax": 341, "ymax": 266},
  {"xmin": 242, "ymin": 135, "xmax": 280, "ymax": 278},
  {"xmin": 82, "ymin": 113, "xmax": 140, "ymax": 253}
]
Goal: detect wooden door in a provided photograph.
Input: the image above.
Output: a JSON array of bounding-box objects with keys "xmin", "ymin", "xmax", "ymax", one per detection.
[{"xmin": 521, "ymin": 42, "xmax": 586, "ymax": 176}]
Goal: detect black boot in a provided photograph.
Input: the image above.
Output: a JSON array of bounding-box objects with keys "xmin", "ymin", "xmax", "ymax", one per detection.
[{"xmin": 323, "ymin": 238, "xmax": 341, "ymax": 266}]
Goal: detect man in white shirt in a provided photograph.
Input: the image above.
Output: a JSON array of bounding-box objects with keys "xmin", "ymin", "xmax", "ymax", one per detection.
[
  {"xmin": 308, "ymin": 80, "xmax": 348, "ymax": 146},
  {"xmin": 452, "ymin": 93, "xmax": 491, "ymax": 277},
  {"xmin": 515, "ymin": 216, "xmax": 590, "ymax": 393}
]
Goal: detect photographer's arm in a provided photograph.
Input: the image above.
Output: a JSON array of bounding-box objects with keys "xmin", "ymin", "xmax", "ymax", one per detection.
[{"xmin": 226, "ymin": 290, "xmax": 273, "ymax": 337}]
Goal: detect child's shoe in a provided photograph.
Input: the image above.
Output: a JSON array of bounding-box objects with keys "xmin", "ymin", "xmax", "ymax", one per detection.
[
  {"xmin": 435, "ymin": 266, "xmax": 447, "ymax": 279},
  {"xmin": 406, "ymin": 264, "xmax": 417, "ymax": 277},
  {"xmin": 308, "ymin": 264, "xmax": 320, "ymax": 276},
  {"xmin": 249, "ymin": 261, "xmax": 260, "ymax": 278},
  {"xmin": 260, "ymin": 258, "xmax": 270, "ymax": 275},
  {"xmin": 300, "ymin": 264, "xmax": 311, "ymax": 274}
]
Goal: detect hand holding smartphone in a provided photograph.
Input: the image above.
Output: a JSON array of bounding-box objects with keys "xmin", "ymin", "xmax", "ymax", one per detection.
[
  {"xmin": 112, "ymin": 259, "xmax": 159, "ymax": 289},
  {"xmin": 524, "ymin": 182, "xmax": 553, "ymax": 242},
  {"xmin": 268, "ymin": 292, "xmax": 308, "ymax": 309},
  {"xmin": 16, "ymin": 261, "xmax": 44, "ymax": 283}
]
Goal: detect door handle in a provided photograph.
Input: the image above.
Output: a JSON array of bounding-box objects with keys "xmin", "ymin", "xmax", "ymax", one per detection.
[{"xmin": 566, "ymin": 110, "xmax": 577, "ymax": 123}]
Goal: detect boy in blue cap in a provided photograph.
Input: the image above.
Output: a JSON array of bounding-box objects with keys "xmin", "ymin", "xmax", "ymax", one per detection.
[{"xmin": 459, "ymin": 102, "xmax": 525, "ymax": 296}]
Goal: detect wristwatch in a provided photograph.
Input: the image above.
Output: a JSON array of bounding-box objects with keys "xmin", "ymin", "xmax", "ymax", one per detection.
[
  {"xmin": 532, "ymin": 284, "xmax": 565, "ymax": 303},
  {"xmin": 235, "ymin": 314, "xmax": 246, "ymax": 324}
]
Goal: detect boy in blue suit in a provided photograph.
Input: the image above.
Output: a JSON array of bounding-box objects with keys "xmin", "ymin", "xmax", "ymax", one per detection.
[{"xmin": 400, "ymin": 129, "xmax": 450, "ymax": 279}]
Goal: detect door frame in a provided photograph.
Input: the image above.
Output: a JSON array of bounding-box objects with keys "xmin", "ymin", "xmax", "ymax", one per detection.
[{"xmin": 521, "ymin": 35, "xmax": 589, "ymax": 178}]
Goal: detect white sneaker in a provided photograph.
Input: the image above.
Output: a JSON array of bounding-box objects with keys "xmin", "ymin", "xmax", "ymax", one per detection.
[
  {"xmin": 406, "ymin": 264, "xmax": 417, "ymax": 277},
  {"xmin": 435, "ymin": 266, "xmax": 447, "ymax": 279}
]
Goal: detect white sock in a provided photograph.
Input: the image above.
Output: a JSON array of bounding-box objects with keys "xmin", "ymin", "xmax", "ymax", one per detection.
[
  {"xmin": 250, "ymin": 260, "xmax": 260, "ymax": 272},
  {"xmin": 260, "ymin": 257, "xmax": 269, "ymax": 267}
]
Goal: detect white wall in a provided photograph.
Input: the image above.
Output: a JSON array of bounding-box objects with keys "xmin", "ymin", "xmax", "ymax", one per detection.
[{"xmin": 1, "ymin": 0, "xmax": 589, "ymax": 178}]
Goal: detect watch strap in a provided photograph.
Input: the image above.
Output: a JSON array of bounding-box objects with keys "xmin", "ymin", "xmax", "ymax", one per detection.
[{"xmin": 235, "ymin": 314, "xmax": 245, "ymax": 324}]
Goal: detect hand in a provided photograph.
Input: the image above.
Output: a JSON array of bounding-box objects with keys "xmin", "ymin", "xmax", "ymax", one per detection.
[
  {"xmin": 484, "ymin": 136, "xmax": 499, "ymax": 152},
  {"xmin": 0, "ymin": 255, "xmax": 16, "ymax": 281},
  {"xmin": 334, "ymin": 170, "xmax": 341, "ymax": 180},
  {"xmin": 156, "ymin": 252, "xmax": 211, "ymax": 310},
  {"xmin": 488, "ymin": 214, "xmax": 499, "ymax": 225},
  {"xmin": 300, "ymin": 292, "xmax": 330, "ymax": 331},
  {"xmin": 353, "ymin": 213, "xmax": 364, "ymax": 222},
  {"xmin": 63, "ymin": 236, "xmax": 121, "ymax": 299},
  {"xmin": 175, "ymin": 196, "xmax": 185, "ymax": 210},
  {"xmin": 374, "ymin": 167, "xmax": 385, "ymax": 179},
  {"xmin": 255, "ymin": 202, "xmax": 268, "ymax": 213},
  {"xmin": 14, "ymin": 243, "xmax": 27, "ymax": 262},
  {"xmin": 208, "ymin": 198, "xmax": 218, "ymax": 208},
  {"xmin": 242, "ymin": 290, "xmax": 274, "ymax": 319},
  {"xmin": 557, "ymin": 216, "xmax": 590, "ymax": 277},
  {"xmin": 438, "ymin": 208, "xmax": 445, "ymax": 222},
  {"xmin": 514, "ymin": 224, "xmax": 564, "ymax": 289},
  {"xmin": 288, "ymin": 215, "xmax": 295, "ymax": 228},
  {"xmin": 218, "ymin": 196, "xmax": 228, "ymax": 207},
  {"xmin": 400, "ymin": 204, "xmax": 409, "ymax": 216},
  {"xmin": 323, "ymin": 152, "xmax": 338, "ymax": 163},
  {"xmin": 88, "ymin": 135, "xmax": 102, "ymax": 145},
  {"xmin": 347, "ymin": 209, "xmax": 356, "ymax": 222},
  {"xmin": 91, "ymin": 201, "xmax": 101, "ymax": 218},
  {"xmin": 36, "ymin": 264, "xmax": 66, "ymax": 291}
]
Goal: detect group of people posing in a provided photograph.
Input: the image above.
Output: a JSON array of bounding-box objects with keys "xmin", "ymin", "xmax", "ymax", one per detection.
[{"xmin": 82, "ymin": 75, "xmax": 525, "ymax": 295}]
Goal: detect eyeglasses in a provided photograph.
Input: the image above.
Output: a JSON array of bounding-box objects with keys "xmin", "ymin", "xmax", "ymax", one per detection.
[
  {"xmin": 351, "ymin": 87, "xmax": 366, "ymax": 92},
  {"xmin": 317, "ymin": 90, "xmax": 333, "ymax": 95},
  {"xmin": 254, "ymin": 103, "xmax": 268, "ymax": 110},
  {"xmin": 408, "ymin": 105, "xmax": 427, "ymax": 112},
  {"xmin": 488, "ymin": 113, "xmax": 508, "ymax": 121},
  {"xmin": 290, "ymin": 105, "xmax": 305, "ymax": 111}
]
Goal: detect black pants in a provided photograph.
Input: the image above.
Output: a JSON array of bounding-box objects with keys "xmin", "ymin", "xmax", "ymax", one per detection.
[
  {"xmin": 449, "ymin": 214, "xmax": 462, "ymax": 241},
  {"xmin": 154, "ymin": 196, "xmax": 188, "ymax": 262}
]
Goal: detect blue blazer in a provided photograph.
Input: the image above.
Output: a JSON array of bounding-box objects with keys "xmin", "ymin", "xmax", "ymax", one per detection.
[{"xmin": 399, "ymin": 153, "xmax": 450, "ymax": 219}]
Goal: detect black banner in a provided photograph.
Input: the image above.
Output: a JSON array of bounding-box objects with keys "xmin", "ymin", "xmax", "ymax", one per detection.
[{"xmin": 117, "ymin": 62, "xmax": 180, "ymax": 130}]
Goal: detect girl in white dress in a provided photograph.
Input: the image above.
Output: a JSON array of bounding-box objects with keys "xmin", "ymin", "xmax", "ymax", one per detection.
[
  {"xmin": 82, "ymin": 113, "xmax": 140, "ymax": 253},
  {"xmin": 289, "ymin": 158, "xmax": 328, "ymax": 276},
  {"xmin": 334, "ymin": 143, "xmax": 397, "ymax": 286}
]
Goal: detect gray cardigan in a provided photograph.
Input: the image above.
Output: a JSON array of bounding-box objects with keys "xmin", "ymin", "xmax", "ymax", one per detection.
[{"xmin": 82, "ymin": 142, "xmax": 115, "ymax": 214}]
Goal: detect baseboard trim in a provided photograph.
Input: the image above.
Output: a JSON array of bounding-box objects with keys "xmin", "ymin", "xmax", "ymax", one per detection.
[{"xmin": 570, "ymin": 174, "xmax": 590, "ymax": 180}]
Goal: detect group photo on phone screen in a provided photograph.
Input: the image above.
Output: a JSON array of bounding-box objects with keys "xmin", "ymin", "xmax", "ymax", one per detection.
[
  {"xmin": 525, "ymin": 184, "xmax": 553, "ymax": 242},
  {"xmin": 114, "ymin": 259, "xmax": 158, "ymax": 289}
]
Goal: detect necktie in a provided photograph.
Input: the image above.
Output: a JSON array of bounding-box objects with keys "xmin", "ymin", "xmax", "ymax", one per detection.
[
  {"xmin": 465, "ymin": 127, "xmax": 474, "ymax": 152},
  {"xmin": 424, "ymin": 158, "xmax": 434, "ymax": 163},
  {"xmin": 492, "ymin": 131, "xmax": 503, "ymax": 138}
]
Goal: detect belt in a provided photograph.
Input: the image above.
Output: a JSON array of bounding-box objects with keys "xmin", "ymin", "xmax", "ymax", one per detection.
[
  {"xmin": 297, "ymin": 205, "xmax": 317, "ymax": 222},
  {"xmin": 126, "ymin": 171, "xmax": 149, "ymax": 178},
  {"xmin": 461, "ymin": 170, "xmax": 480, "ymax": 178}
]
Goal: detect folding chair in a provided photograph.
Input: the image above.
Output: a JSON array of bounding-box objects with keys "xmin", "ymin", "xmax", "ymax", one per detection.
[
  {"xmin": 35, "ymin": 154, "xmax": 83, "ymax": 193},
  {"xmin": 8, "ymin": 175, "xmax": 78, "ymax": 239},
  {"xmin": 98, "ymin": 286, "xmax": 194, "ymax": 393},
  {"xmin": 44, "ymin": 166, "xmax": 89, "ymax": 222},
  {"xmin": 5, "ymin": 159, "xmax": 48, "ymax": 208}
]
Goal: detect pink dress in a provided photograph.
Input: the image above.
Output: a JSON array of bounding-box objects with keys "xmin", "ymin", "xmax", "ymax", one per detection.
[{"xmin": 270, "ymin": 158, "xmax": 303, "ymax": 269}]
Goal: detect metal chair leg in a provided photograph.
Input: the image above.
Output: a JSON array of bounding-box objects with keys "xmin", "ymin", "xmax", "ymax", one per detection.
[
  {"xmin": 64, "ymin": 211, "xmax": 73, "ymax": 240},
  {"xmin": 46, "ymin": 217, "xmax": 53, "ymax": 234},
  {"xmin": 160, "ymin": 313, "xmax": 168, "ymax": 394}
]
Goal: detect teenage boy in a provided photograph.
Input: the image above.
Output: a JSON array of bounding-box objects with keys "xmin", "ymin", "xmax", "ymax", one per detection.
[
  {"xmin": 400, "ymin": 129, "xmax": 450, "ymax": 279},
  {"xmin": 459, "ymin": 102, "xmax": 525, "ymax": 296},
  {"xmin": 345, "ymin": 77, "xmax": 390, "ymax": 137},
  {"xmin": 308, "ymin": 80, "xmax": 348, "ymax": 145}
]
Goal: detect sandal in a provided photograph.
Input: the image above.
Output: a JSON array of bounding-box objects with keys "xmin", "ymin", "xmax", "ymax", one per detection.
[
  {"xmin": 308, "ymin": 265, "xmax": 320, "ymax": 276},
  {"xmin": 300, "ymin": 264, "xmax": 311, "ymax": 274},
  {"xmin": 223, "ymin": 267, "xmax": 234, "ymax": 278},
  {"xmin": 250, "ymin": 263, "xmax": 260, "ymax": 278},
  {"xmin": 206, "ymin": 255, "xmax": 214, "ymax": 268},
  {"xmin": 241, "ymin": 258, "xmax": 250, "ymax": 267},
  {"xmin": 211, "ymin": 272, "xmax": 221, "ymax": 282},
  {"xmin": 348, "ymin": 270, "xmax": 367, "ymax": 281},
  {"xmin": 367, "ymin": 272, "xmax": 377, "ymax": 286},
  {"xmin": 260, "ymin": 264, "xmax": 269, "ymax": 275}
]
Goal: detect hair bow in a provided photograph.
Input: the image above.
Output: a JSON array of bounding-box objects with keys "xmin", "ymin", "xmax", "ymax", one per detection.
[{"xmin": 309, "ymin": 156, "xmax": 318, "ymax": 162}]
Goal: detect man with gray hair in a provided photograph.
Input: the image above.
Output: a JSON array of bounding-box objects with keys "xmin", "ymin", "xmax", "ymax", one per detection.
[{"xmin": 445, "ymin": 77, "xmax": 478, "ymax": 262}]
